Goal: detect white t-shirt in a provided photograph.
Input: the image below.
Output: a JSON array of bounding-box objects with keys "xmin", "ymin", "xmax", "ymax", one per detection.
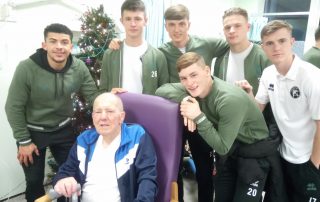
[
  {"xmin": 122, "ymin": 41, "xmax": 148, "ymax": 93},
  {"xmin": 178, "ymin": 47, "xmax": 186, "ymax": 54},
  {"xmin": 255, "ymin": 55, "xmax": 320, "ymax": 164},
  {"xmin": 226, "ymin": 43, "xmax": 253, "ymax": 84},
  {"xmin": 82, "ymin": 135, "xmax": 121, "ymax": 202}
]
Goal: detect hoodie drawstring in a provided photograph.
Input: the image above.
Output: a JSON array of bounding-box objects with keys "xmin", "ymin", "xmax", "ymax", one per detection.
[
  {"xmin": 61, "ymin": 73, "xmax": 65, "ymax": 96},
  {"xmin": 54, "ymin": 73, "xmax": 65, "ymax": 99},
  {"xmin": 54, "ymin": 74, "xmax": 58, "ymax": 99}
]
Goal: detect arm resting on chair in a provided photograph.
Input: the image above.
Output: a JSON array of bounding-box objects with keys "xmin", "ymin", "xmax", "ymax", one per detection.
[{"xmin": 35, "ymin": 183, "xmax": 80, "ymax": 202}]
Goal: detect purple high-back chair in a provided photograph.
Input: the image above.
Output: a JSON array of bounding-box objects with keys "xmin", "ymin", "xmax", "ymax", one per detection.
[{"xmin": 118, "ymin": 92, "xmax": 182, "ymax": 202}]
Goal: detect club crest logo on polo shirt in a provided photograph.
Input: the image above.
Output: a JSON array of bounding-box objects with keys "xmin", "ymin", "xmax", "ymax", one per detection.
[
  {"xmin": 268, "ymin": 83, "xmax": 274, "ymax": 91},
  {"xmin": 290, "ymin": 86, "xmax": 300, "ymax": 98}
]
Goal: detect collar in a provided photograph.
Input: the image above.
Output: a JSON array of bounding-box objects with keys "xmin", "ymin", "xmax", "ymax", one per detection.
[
  {"xmin": 119, "ymin": 123, "xmax": 131, "ymax": 146},
  {"xmin": 276, "ymin": 54, "xmax": 300, "ymax": 81}
]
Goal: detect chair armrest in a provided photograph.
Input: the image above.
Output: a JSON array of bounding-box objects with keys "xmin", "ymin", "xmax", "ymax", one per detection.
[
  {"xmin": 170, "ymin": 181, "xmax": 179, "ymax": 202},
  {"xmin": 35, "ymin": 194, "xmax": 52, "ymax": 202}
]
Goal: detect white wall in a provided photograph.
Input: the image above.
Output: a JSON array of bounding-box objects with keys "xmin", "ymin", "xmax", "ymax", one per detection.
[
  {"xmin": 0, "ymin": 22, "xmax": 26, "ymax": 199},
  {"xmin": 0, "ymin": 0, "xmax": 123, "ymax": 199}
]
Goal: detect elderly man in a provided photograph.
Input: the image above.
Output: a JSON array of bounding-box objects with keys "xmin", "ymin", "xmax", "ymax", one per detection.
[{"xmin": 53, "ymin": 93, "xmax": 157, "ymax": 201}]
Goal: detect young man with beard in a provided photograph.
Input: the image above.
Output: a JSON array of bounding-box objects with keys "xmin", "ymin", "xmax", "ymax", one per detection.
[{"xmin": 5, "ymin": 23, "xmax": 98, "ymax": 202}]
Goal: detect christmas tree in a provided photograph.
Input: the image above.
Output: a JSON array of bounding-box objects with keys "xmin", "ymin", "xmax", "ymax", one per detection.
[
  {"xmin": 77, "ymin": 4, "xmax": 117, "ymax": 87},
  {"xmin": 73, "ymin": 4, "xmax": 117, "ymax": 134},
  {"xmin": 46, "ymin": 4, "xmax": 117, "ymax": 182}
]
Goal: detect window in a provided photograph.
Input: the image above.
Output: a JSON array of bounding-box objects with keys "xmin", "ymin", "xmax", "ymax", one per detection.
[
  {"xmin": 266, "ymin": 15, "xmax": 308, "ymax": 41},
  {"xmin": 263, "ymin": 0, "xmax": 312, "ymax": 53},
  {"xmin": 264, "ymin": 0, "xmax": 311, "ymax": 12}
]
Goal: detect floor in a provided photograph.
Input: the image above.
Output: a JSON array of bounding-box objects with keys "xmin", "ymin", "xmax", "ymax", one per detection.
[
  {"xmin": 2, "ymin": 154, "xmax": 199, "ymax": 202},
  {"xmin": 182, "ymin": 169, "xmax": 198, "ymax": 201},
  {"xmin": 2, "ymin": 179, "xmax": 198, "ymax": 202},
  {"xmin": 2, "ymin": 174, "xmax": 199, "ymax": 202}
]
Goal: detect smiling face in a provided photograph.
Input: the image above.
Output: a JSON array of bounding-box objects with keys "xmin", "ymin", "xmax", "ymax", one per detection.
[
  {"xmin": 165, "ymin": 18, "xmax": 190, "ymax": 48},
  {"xmin": 42, "ymin": 32, "xmax": 73, "ymax": 69},
  {"xmin": 177, "ymin": 53, "xmax": 212, "ymax": 98},
  {"xmin": 92, "ymin": 93, "xmax": 125, "ymax": 138}
]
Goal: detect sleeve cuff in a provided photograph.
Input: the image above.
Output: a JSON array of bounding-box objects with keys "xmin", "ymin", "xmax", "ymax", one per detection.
[
  {"xmin": 194, "ymin": 113, "xmax": 206, "ymax": 125},
  {"xmin": 18, "ymin": 139, "xmax": 32, "ymax": 146},
  {"xmin": 182, "ymin": 96, "xmax": 191, "ymax": 102}
]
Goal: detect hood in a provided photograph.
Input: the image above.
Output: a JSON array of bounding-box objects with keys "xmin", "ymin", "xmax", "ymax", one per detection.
[
  {"xmin": 29, "ymin": 48, "xmax": 73, "ymax": 98},
  {"xmin": 29, "ymin": 48, "xmax": 73, "ymax": 73}
]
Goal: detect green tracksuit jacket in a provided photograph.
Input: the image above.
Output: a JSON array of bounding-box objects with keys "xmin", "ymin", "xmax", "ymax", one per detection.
[
  {"xmin": 155, "ymin": 77, "xmax": 268, "ymax": 155},
  {"xmin": 214, "ymin": 43, "xmax": 270, "ymax": 95},
  {"xmin": 100, "ymin": 43, "xmax": 169, "ymax": 95},
  {"xmin": 159, "ymin": 35, "xmax": 229, "ymax": 82},
  {"xmin": 303, "ymin": 46, "xmax": 320, "ymax": 68},
  {"xmin": 5, "ymin": 49, "xmax": 98, "ymax": 143}
]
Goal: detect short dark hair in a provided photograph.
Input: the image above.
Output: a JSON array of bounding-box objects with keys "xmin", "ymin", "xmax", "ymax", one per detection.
[
  {"xmin": 315, "ymin": 26, "xmax": 320, "ymax": 41},
  {"xmin": 164, "ymin": 4, "xmax": 189, "ymax": 21},
  {"xmin": 177, "ymin": 52, "xmax": 206, "ymax": 72},
  {"xmin": 261, "ymin": 20, "xmax": 293, "ymax": 39},
  {"xmin": 223, "ymin": 7, "xmax": 248, "ymax": 21},
  {"xmin": 44, "ymin": 23, "xmax": 73, "ymax": 41},
  {"xmin": 121, "ymin": 0, "xmax": 146, "ymax": 16}
]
